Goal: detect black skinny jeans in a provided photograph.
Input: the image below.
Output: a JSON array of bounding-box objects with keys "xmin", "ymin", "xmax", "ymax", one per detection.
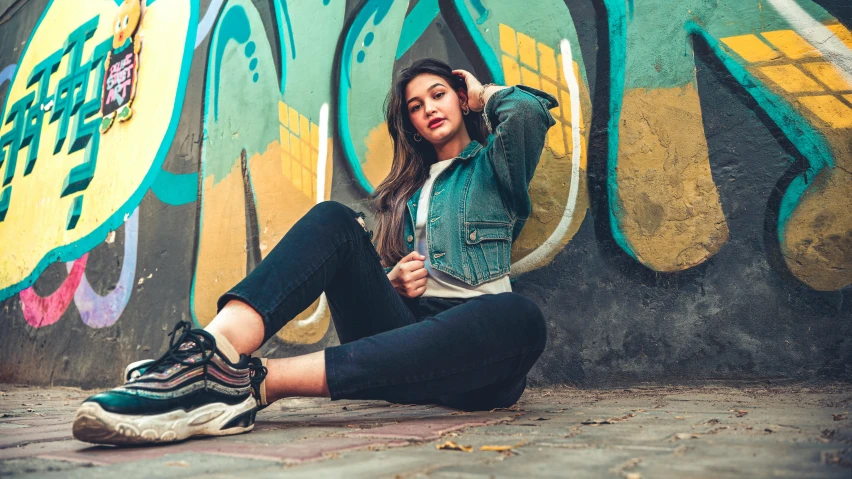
[{"xmin": 217, "ymin": 201, "xmax": 547, "ymax": 411}]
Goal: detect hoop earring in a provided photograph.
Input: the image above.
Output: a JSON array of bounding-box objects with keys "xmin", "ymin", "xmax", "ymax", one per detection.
[
  {"xmin": 462, "ymin": 106, "xmax": 470, "ymax": 115},
  {"xmin": 413, "ymin": 133, "xmax": 422, "ymax": 142}
]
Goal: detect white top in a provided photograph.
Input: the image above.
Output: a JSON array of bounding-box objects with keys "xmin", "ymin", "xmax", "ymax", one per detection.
[{"xmin": 415, "ymin": 159, "xmax": 512, "ymax": 298}]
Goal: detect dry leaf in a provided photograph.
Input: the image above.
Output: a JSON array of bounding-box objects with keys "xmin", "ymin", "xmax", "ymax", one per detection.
[
  {"xmin": 435, "ymin": 440, "xmax": 473, "ymax": 452},
  {"xmin": 833, "ymin": 413, "xmax": 848, "ymax": 421},
  {"xmin": 480, "ymin": 440, "xmax": 526, "ymax": 452},
  {"xmin": 582, "ymin": 413, "xmax": 636, "ymax": 425},
  {"xmin": 489, "ymin": 404, "xmax": 522, "ymax": 412},
  {"xmin": 735, "ymin": 410, "xmax": 748, "ymax": 418}
]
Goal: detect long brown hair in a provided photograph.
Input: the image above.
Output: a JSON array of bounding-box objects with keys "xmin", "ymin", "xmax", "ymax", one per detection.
[{"xmin": 370, "ymin": 59, "xmax": 487, "ymax": 268}]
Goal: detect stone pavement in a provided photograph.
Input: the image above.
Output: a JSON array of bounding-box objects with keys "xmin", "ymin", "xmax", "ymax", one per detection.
[{"xmin": 1, "ymin": 383, "xmax": 851, "ymax": 478}]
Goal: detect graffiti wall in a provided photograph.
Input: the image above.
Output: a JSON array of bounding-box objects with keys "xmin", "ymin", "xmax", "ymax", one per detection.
[{"xmin": 0, "ymin": 0, "xmax": 849, "ymax": 388}]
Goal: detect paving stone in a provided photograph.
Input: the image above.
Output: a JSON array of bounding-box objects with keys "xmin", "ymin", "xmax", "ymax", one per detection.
[
  {"xmin": 0, "ymin": 457, "xmax": 85, "ymax": 477},
  {"xmin": 0, "ymin": 424, "xmax": 72, "ymax": 448},
  {"xmin": 0, "ymin": 440, "xmax": 85, "ymax": 461},
  {"xmin": 12, "ymin": 453, "xmax": 273, "ymax": 479},
  {"xmin": 39, "ymin": 436, "xmax": 409, "ymax": 466},
  {"xmin": 344, "ymin": 413, "xmax": 518, "ymax": 440}
]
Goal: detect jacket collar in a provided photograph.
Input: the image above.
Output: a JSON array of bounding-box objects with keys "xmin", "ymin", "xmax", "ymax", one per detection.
[{"xmin": 455, "ymin": 140, "xmax": 483, "ymax": 161}]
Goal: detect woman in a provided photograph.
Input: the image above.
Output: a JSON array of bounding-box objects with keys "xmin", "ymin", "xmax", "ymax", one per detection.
[{"xmin": 72, "ymin": 59, "xmax": 558, "ymax": 445}]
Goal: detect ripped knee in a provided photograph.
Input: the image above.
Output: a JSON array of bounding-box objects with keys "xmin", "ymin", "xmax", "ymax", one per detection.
[{"xmin": 353, "ymin": 210, "xmax": 373, "ymax": 239}]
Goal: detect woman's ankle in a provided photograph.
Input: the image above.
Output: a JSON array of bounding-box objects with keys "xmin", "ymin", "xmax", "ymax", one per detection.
[
  {"xmin": 205, "ymin": 300, "xmax": 265, "ymax": 355},
  {"xmin": 264, "ymin": 353, "xmax": 331, "ymax": 402}
]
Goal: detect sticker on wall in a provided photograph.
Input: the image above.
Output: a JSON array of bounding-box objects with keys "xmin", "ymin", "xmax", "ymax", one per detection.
[
  {"xmin": 100, "ymin": 0, "xmax": 145, "ymax": 133},
  {"xmin": 0, "ymin": 0, "xmax": 197, "ymax": 301}
]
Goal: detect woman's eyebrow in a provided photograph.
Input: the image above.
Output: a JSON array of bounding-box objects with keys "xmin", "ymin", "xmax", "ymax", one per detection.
[{"xmin": 407, "ymin": 83, "xmax": 446, "ymax": 105}]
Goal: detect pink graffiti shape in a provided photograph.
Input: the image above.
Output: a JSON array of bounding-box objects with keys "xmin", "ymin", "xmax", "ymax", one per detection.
[
  {"xmin": 20, "ymin": 255, "xmax": 89, "ymax": 328},
  {"xmin": 71, "ymin": 207, "xmax": 138, "ymax": 328}
]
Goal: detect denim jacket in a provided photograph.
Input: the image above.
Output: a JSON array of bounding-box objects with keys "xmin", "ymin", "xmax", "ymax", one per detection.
[{"xmin": 381, "ymin": 85, "xmax": 558, "ymax": 285}]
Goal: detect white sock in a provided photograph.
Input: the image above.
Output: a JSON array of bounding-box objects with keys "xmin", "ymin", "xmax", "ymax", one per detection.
[{"xmin": 206, "ymin": 330, "xmax": 241, "ymax": 363}]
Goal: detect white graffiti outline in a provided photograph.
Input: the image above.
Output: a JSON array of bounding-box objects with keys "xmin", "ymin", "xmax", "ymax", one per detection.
[
  {"xmin": 512, "ymin": 39, "xmax": 582, "ymax": 275},
  {"xmin": 291, "ymin": 103, "xmax": 331, "ymax": 331},
  {"xmin": 765, "ymin": 0, "xmax": 852, "ymax": 82}
]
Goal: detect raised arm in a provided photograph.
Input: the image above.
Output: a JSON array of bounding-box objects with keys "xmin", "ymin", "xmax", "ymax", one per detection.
[{"xmin": 454, "ymin": 70, "xmax": 558, "ymax": 222}]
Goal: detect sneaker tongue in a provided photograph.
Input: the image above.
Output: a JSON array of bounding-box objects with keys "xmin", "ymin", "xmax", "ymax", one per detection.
[{"xmin": 205, "ymin": 330, "xmax": 241, "ymax": 363}]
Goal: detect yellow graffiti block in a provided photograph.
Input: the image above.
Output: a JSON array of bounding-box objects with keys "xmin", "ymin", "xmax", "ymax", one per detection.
[
  {"xmin": 302, "ymin": 166, "xmax": 311, "ymax": 195},
  {"xmin": 826, "ymin": 23, "xmax": 852, "ymax": 50},
  {"xmin": 760, "ymin": 30, "xmax": 819, "ymax": 60},
  {"xmin": 844, "ymin": 94, "xmax": 852, "ymax": 105},
  {"xmin": 538, "ymin": 43, "xmax": 558, "ymax": 81},
  {"xmin": 310, "ymin": 121, "xmax": 319, "ymax": 148},
  {"xmin": 287, "ymin": 131, "xmax": 298, "ymax": 155},
  {"xmin": 291, "ymin": 158, "xmax": 302, "ymax": 186},
  {"xmin": 278, "ymin": 125, "xmax": 290, "ymax": 151},
  {"xmin": 758, "ymin": 65, "xmax": 824, "ymax": 93},
  {"xmin": 498, "ymin": 23, "xmax": 517, "ymax": 57},
  {"xmin": 517, "ymin": 32, "xmax": 538, "ymax": 69},
  {"xmin": 278, "ymin": 101, "xmax": 289, "ymax": 127},
  {"xmin": 289, "ymin": 108, "xmax": 300, "ymax": 136},
  {"xmin": 521, "ymin": 67, "xmax": 541, "ymax": 90},
  {"xmin": 276, "ymin": 104, "xmax": 324, "ymax": 200},
  {"xmin": 722, "ymin": 34, "xmax": 781, "ymax": 63},
  {"xmin": 299, "ymin": 115, "xmax": 310, "ymax": 144},
  {"xmin": 502, "ymin": 55, "xmax": 521, "ymax": 86},
  {"xmin": 540, "ymin": 78, "xmax": 561, "ymax": 118},
  {"xmin": 799, "ymin": 95, "xmax": 852, "ymax": 128},
  {"xmin": 279, "ymin": 125, "xmax": 290, "ymax": 177},
  {"xmin": 296, "ymin": 135, "xmax": 305, "ymax": 164},
  {"xmin": 803, "ymin": 62, "xmax": 852, "ymax": 91},
  {"xmin": 560, "ymin": 89, "xmax": 572, "ymax": 126},
  {"xmin": 363, "ymin": 122, "xmax": 393, "ymax": 188}
]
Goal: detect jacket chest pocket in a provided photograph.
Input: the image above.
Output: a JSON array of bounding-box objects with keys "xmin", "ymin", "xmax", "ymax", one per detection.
[{"xmin": 464, "ymin": 221, "xmax": 511, "ymax": 280}]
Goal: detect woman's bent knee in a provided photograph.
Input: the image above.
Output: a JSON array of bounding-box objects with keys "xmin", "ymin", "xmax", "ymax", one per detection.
[
  {"xmin": 309, "ymin": 200, "xmax": 354, "ymax": 219},
  {"xmin": 308, "ymin": 201, "xmax": 369, "ymax": 235},
  {"xmin": 495, "ymin": 292, "xmax": 547, "ymax": 351}
]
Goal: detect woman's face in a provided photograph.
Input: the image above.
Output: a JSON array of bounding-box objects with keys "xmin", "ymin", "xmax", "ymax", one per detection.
[{"xmin": 405, "ymin": 73, "xmax": 468, "ymax": 146}]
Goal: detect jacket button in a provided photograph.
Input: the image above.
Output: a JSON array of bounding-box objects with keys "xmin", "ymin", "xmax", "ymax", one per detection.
[
  {"xmin": 469, "ymin": 231, "xmax": 476, "ymax": 241},
  {"xmin": 407, "ymin": 235, "xmax": 413, "ymax": 242}
]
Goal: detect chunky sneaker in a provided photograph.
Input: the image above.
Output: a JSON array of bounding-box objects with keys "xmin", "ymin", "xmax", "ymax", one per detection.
[
  {"xmin": 248, "ymin": 357, "xmax": 269, "ymax": 411},
  {"xmin": 72, "ymin": 321, "xmax": 257, "ymax": 445},
  {"xmin": 124, "ymin": 359, "xmax": 155, "ymax": 382}
]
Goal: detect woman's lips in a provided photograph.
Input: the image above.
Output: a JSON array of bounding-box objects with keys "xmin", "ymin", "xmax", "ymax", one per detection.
[{"xmin": 428, "ymin": 118, "xmax": 445, "ymax": 129}]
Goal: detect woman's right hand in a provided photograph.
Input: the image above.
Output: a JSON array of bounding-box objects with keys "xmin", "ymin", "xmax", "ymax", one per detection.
[{"xmin": 388, "ymin": 251, "xmax": 428, "ymax": 298}]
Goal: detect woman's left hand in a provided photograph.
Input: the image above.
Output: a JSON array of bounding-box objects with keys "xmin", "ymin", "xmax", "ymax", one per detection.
[{"xmin": 452, "ymin": 69, "xmax": 485, "ymax": 112}]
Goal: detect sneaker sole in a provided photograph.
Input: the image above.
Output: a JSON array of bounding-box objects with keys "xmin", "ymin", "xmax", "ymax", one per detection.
[{"xmin": 72, "ymin": 395, "xmax": 256, "ymax": 445}]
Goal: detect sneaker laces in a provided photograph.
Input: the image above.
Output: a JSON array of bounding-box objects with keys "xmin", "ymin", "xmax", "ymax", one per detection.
[
  {"xmin": 248, "ymin": 357, "xmax": 268, "ymax": 408},
  {"xmin": 132, "ymin": 320, "xmax": 217, "ymax": 390}
]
